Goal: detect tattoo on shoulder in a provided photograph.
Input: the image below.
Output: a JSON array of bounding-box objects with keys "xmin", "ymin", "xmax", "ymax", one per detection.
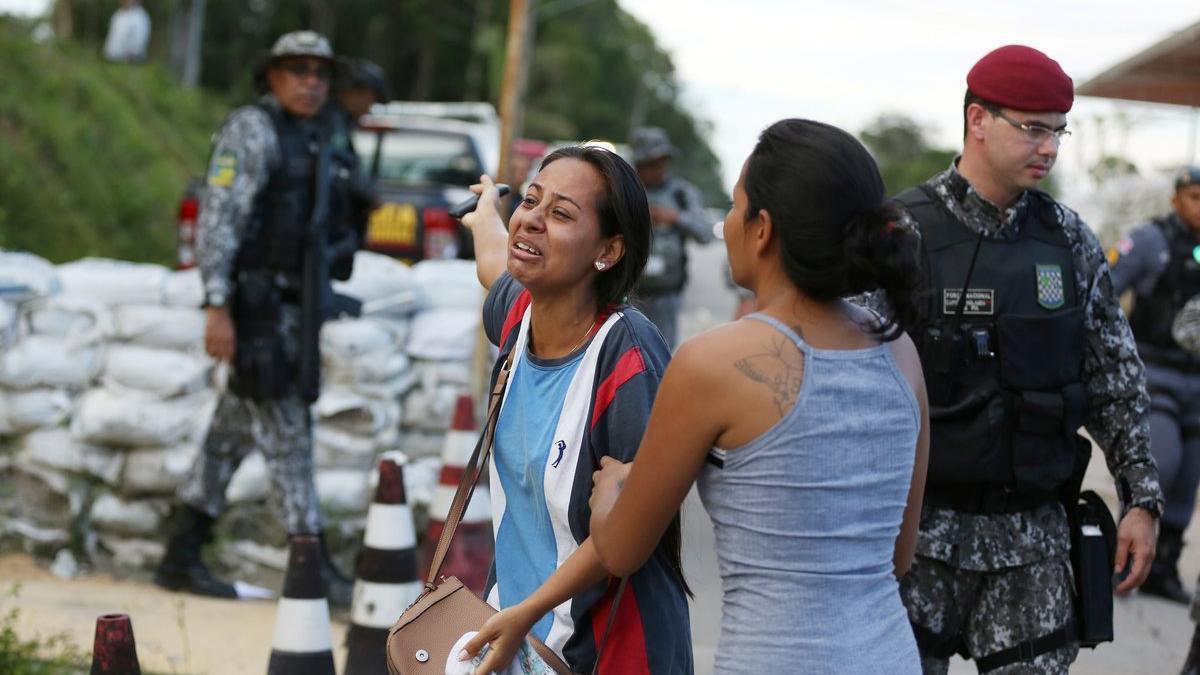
[{"xmin": 733, "ymin": 333, "xmax": 805, "ymax": 415}]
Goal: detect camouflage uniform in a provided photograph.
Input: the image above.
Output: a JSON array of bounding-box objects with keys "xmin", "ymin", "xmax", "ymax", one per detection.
[
  {"xmin": 179, "ymin": 96, "xmax": 322, "ymax": 536},
  {"xmin": 893, "ymin": 162, "xmax": 1163, "ymax": 674}
]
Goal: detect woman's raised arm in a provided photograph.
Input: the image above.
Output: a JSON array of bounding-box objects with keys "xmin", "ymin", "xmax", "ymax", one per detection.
[{"xmin": 460, "ymin": 174, "xmax": 510, "ymax": 290}]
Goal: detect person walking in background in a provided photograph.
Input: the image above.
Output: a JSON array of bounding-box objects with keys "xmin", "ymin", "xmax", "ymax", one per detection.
[
  {"xmin": 154, "ymin": 31, "xmax": 361, "ymax": 605},
  {"xmin": 1107, "ymin": 165, "xmax": 1200, "ymax": 604},
  {"xmin": 629, "ymin": 126, "xmax": 713, "ymax": 347},
  {"xmin": 590, "ymin": 118, "xmax": 929, "ymax": 673},
  {"xmin": 102, "ymin": 0, "xmax": 150, "ymax": 63},
  {"xmin": 892, "ymin": 45, "xmax": 1162, "ymax": 674},
  {"xmin": 455, "ymin": 147, "xmax": 694, "ymax": 673}
]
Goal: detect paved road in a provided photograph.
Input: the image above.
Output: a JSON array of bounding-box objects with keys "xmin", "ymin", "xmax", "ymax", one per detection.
[{"xmin": 674, "ymin": 238, "xmax": 1199, "ymax": 674}]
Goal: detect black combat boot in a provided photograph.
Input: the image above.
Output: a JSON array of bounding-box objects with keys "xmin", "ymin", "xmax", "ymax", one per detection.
[
  {"xmin": 1183, "ymin": 623, "xmax": 1200, "ymax": 675},
  {"xmin": 1142, "ymin": 524, "xmax": 1190, "ymax": 604},
  {"xmin": 154, "ymin": 506, "xmax": 238, "ymax": 599},
  {"xmin": 318, "ymin": 532, "xmax": 354, "ymax": 610}
]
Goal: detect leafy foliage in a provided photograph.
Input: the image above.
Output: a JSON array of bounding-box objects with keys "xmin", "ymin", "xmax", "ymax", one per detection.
[
  {"xmin": 0, "ymin": 17, "xmax": 222, "ymax": 263},
  {"xmin": 0, "ymin": 584, "xmax": 87, "ymax": 674},
  {"xmin": 859, "ymin": 114, "xmax": 956, "ymax": 198}
]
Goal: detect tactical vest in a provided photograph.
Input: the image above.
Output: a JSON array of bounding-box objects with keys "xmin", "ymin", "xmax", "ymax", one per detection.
[
  {"xmin": 1129, "ymin": 217, "xmax": 1200, "ymax": 369},
  {"xmin": 899, "ymin": 185, "xmax": 1088, "ymax": 513},
  {"xmin": 236, "ymin": 102, "xmax": 355, "ymax": 279}
]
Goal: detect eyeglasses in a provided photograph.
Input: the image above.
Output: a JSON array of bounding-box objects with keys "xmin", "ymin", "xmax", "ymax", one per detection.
[
  {"xmin": 278, "ymin": 61, "xmax": 331, "ymax": 82},
  {"xmin": 987, "ymin": 107, "xmax": 1071, "ymax": 145}
]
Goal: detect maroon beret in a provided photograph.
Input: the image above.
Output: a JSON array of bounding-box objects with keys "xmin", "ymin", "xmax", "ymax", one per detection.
[{"xmin": 967, "ymin": 45, "xmax": 1074, "ymax": 113}]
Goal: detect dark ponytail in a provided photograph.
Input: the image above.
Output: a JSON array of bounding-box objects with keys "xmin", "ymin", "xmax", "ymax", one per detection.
[
  {"xmin": 744, "ymin": 119, "xmax": 921, "ymax": 340},
  {"xmin": 842, "ymin": 203, "xmax": 922, "ymax": 340}
]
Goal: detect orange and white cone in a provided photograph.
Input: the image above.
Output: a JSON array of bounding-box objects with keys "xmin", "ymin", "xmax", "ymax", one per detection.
[
  {"xmin": 421, "ymin": 394, "xmax": 493, "ymax": 595},
  {"xmin": 90, "ymin": 613, "xmax": 141, "ymax": 675},
  {"xmin": 343, "ymin": 457, "xmax": 421, "ymax": 675},
  {"xmin": 267, "ymin": 535, "xmax": 335, "ymax": 675}
]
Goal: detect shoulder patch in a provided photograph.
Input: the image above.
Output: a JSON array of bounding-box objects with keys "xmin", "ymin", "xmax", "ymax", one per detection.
[
  {"xmin": 1036, "ymin": 264, "xmax": 1065, "ymax": 310},
  {"xmin": 207, "ymin": 150, "xmax": 239, "ymax": 188}
]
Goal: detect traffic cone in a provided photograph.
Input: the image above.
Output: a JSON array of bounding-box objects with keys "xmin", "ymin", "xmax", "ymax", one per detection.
[
  {"xmin": 421, "ymin": 394, "xmax": 493, "ymax": 595},
  {"xmin": 90, "ymin": 613, "xmax": 141, "ymax": 675},
  {"xmin": 343, "ymin": 457, "xmax": 422, "ymax": 675},
  {"xmin": 267, "ymin": 535, "xmax": 335, "ymax": 675}
]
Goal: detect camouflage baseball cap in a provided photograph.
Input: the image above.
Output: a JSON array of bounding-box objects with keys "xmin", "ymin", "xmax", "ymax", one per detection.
[
  {"xmin": 630, "ymin": 126, "xmax": 676, "ymax": 165},
  {"xmin": 269, "ymin": 31, "xmax": 334, "ymax": 62}
]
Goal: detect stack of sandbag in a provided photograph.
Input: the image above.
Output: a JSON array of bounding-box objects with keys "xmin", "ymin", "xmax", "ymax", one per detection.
[
  {"xmin": 36, "ymin": 259, "xmax": 212, "ymax": 567},
  {"xmin": 400, "ymin": 260, "xmax": 482, "ymax": 460},
  {"xmin": 0, "ymin": 251, "xmax": 90, "ymax": 555}
]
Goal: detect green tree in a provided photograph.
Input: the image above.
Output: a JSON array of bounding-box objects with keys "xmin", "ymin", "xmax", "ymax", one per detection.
[{"xmin": 859, "ymin": 113, "xmax": 955, "ymax": 197}]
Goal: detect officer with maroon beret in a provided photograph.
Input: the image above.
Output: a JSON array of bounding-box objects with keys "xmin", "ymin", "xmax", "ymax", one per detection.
[{"xmin": 888, "ymin": 45, "xmax": 1164, "ymax": 674}]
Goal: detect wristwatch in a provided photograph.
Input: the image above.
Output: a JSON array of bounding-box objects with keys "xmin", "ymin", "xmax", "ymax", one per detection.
[{"xmin": 204, "ymin": 290, "xmax": 227, "ymax": 309}]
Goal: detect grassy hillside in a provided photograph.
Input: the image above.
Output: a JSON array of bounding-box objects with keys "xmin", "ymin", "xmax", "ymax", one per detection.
[{"xmin": 0, "ymin": 19, "xmax": 225, "ymax": 264}]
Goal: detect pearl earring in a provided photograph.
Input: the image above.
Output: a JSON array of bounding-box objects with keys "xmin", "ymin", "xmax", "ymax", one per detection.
[{"xmin": 594, "ymin": 261, "xmax": 606, "ymax": 271}]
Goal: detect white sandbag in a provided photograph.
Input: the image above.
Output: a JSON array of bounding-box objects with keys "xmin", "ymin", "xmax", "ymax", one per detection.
[
  {"xmin": 333, "ymin": 251, "xmax": 421, "ymax": 316},
  {"xmin": 411, "ymin": 259, "xmax": 482, "ymax": 309},
  {"xmin": 402, "ymin": 455, "xmax": 442, "ymax": 509},
  {"xmin": 103, "ymin": 345, "xmax": 211, "ymax": 397},
  {"xmin": 97, "ymin": 534, "xmax": 165, "ymax": 569},
  {"xmin": 314, "ymin": 423, "xmax": 383, "ymax": 464},
  {"xmin": 90, "ymin": 493, "xmax": 167, "ymax": 536},
  {"xmin": 163, "ymin": 268, "xmax": 204, "ymax": 307},
  {"xmin": 111, "ymin": 304, "xmax": 205, "ymax": 350},
  {"xmin": 411, "ymin": 358, "xmax": 473, "ymax": 388},
  {"xmin": 316, "ymin": 469, "xmax": 371, "ymax": 515},
  {"xmin": 16, "ymin": 426, "xmax": 125, "ymax": 486},
  {"xmin": 401, "ymin": 382, "xmax": 461, "ymax": 432},
  {"xmin": 315, "ymin": 388, "xmax": 401, "ymax": 437},
  {"xmin": 0, "ymin": 300, "xmax": 16, "ymax": 348},
  {"xmin": 122, "ymin": 444, "xmax": 199, "ymax": 495},
  {"xmin": 27, "ymin": 294, "xmax": 112, "ymax": 343},
  {"xmin": 226, "ymin": 540, "xmax": 289, "ymax": 571},
  {"xmin": 72, "ymin": 388, "xmax": 214, "ymax": 448},
  {"xmin": 0, "ymin": 335, "xmax": 104, "ymax": 390},
  {"xmin": 226, "ymin": 451, "xmax": 270, "ymax": 504},
  {"xmin": 321, "ymin": 317, "xmax": 407, "ymax": 362},
  {"xmin": 0, "ymin": 250, "xmax": 60, "ymax": 297},
  {"xmin": 406, "ymin": 308, "xmax": 479, "ymax": 361},
  {"xmin": 397, "ymin": 430, "xmax": 447, "ymax": 460},
  {"xmin": 0, "ymin": 389, "xmax": 72, "ymax": 435},
  {"xmin": 56, "ymin": 258, "xmax": 169, "ymax": 306}
]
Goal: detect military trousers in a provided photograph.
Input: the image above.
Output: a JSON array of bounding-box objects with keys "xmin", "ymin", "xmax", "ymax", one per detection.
[
  {"xmin": 901, "ymin": 553, "xmax": 1078, "ymax": 674},
  {"xmin": 178, "ymin": 387, "xmax": 321, "ymax": 535},
  {"xmin": 1145, "ymin": 362, "xmax": 1200, "ymax": 530},
  {"xmin": 633, "ymin": 292, "xmax": 682, "ymax": 348}
]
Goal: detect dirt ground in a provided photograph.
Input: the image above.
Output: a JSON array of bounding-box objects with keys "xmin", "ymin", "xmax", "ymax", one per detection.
[{"xmin": 1, "ymin": 452, "xmax": 1196, "ymax": 674}]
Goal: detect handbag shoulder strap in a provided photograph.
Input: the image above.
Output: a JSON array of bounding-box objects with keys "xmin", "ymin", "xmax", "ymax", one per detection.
[
  {"xmin": 424, "ymin": 351, "xmax": 514, "ymax": 587},
  {"xmin": 591, "ymin": 577, "xmax": 628, "ymax": 675}
]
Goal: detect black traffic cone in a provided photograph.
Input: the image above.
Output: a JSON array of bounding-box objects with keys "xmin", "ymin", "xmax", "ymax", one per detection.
[
  {"xmin": 90, "ymin": 613, "xmax": 141, "ymax": 675},
  {"xmin": 344, "ymin": 458, "xmax": 422, "ymax": 675},
  {"xmin": 267, "ymin": 535, "xmax": 335, "ymax": 675}
]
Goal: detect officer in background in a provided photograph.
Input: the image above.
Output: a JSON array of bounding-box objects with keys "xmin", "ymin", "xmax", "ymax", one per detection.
[
  {"xmin": 1108, "ymin": 166, "xmax": 1200, "ymax": 604},
  {"xmin": 336, "ymin": 58, "xmax": 390, "ymax": 123},
  {"xmin": 629, "ymin": 126, "xmax": 713, "ymax": 347},
  {"xmin": 893, "ymin": 45, "xmax": 1162, "ymax": 674},
  {"xmin": 155, "ymin": 31, "xmax": 359, "ymax": 603},
  {"xmin": 1172, "ymin": 295, "xmax": 1200, "ymax": 675}
]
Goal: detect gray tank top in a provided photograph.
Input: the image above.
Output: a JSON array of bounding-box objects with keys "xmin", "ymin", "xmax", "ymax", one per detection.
[{"xmin": 696, "ymin": 313, "xmax": 921, "ymax": 674}]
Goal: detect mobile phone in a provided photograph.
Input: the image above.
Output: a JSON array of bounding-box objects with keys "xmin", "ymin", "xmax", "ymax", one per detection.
[{"xmin": 449, "ymin": 184, "xmax": 511, "ymax": 219}]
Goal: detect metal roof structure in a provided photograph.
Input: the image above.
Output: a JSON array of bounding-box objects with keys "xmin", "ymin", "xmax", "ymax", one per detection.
[{"xmin": 1077, "ymin": 20, "xmax": 1200, "ymax": 107}]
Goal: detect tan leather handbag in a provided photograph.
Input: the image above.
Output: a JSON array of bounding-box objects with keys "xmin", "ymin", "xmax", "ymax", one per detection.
[{"xmin": 386, "ymin": 354, "xmax": 625, "ymax": 675}]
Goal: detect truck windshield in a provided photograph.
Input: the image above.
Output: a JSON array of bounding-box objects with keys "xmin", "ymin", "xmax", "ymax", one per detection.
[{"xmin": 355, "ymin": 129, "xmax": 482, "ymax": 187}]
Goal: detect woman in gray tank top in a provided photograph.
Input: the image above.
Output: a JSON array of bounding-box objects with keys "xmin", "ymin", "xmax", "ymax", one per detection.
[{"xmin": 589, "ymin": 119, "xmax": 930, "ymax": 673}]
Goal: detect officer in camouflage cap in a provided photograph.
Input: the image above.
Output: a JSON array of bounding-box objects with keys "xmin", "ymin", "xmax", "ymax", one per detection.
[
  {"xmin": 882, "ymin": 45, "xmax": 1163, "ymax": 674},
  {"xmin": 155, "ymin": 30, "xmax": 359, "ymax": 604},
  {"xmin": 1107, "ymin": 166, "xmax": 1200, "ymax": 605}
]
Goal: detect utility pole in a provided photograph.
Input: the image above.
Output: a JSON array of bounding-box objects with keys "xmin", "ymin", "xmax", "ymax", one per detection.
[
  {"xmin": 169, "ymin": 0, "xmax": 205, "ymax": 88},
  {"xmin": 496, "ymin": 0, "xmax": 534, "ymax": 187}
]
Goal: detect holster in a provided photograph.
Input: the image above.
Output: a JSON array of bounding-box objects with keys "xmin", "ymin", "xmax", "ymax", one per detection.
[{"xmin": 230, "ymin": 270, "xmax": 292, "ymax": 401}]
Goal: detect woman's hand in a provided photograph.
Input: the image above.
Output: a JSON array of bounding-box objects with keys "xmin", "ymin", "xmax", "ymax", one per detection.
[
  {"xmin": 589, "ymin": 457, "xmax": 631, "ymax": 531},
  {"xmin": 459, "ymin": 603, "xmax": 541, "ymax": 674},
  {"xmin": 461, "ymin": 174, "xmax": 511, "ymax": 290}
]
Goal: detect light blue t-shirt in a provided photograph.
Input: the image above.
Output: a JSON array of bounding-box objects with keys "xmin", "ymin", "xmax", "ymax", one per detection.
[{"xmin": 494, "ymin": 348, "xmax": 585, "ymax": 640}]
